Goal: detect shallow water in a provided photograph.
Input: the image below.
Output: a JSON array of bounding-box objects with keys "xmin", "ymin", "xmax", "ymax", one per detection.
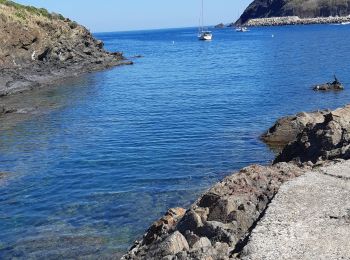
[{"xmin": 1, "ymin": 25, "xmax": 350, "ymax": 258}]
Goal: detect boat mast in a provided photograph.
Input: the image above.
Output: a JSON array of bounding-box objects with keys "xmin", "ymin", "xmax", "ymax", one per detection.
[{"xmin": 201, "ymin": 0, "xmax": 204, "ymax": 32}]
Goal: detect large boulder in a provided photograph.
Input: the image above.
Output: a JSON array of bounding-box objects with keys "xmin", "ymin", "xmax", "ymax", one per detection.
[
  {"xmin": 275, "ymin": 105, "xmax": 350, "ymax": 164},
  {"xmin": 155, "ymin": 231, "xmax": 189, "ymax": 257},
  {"xmin": 261, "ymin": 110, "xmax": 327, "ymax": 146}
]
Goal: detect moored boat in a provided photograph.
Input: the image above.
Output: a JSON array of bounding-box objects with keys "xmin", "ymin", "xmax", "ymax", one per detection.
[
  {"xmin": 235, "ymin": 26, "xmax": 248, "ymax": 32},
  {"xmin": 198, "ymin": 31, "xmax": 213, "ymax": 41},
  {"xmin": 198, "ymin": 0, "xmax": 213, "ymax": 41}
]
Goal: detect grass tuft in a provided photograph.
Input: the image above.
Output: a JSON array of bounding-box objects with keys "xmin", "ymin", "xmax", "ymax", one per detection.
[{"xmin": 0, "ymin": 0, "xmax": 66, "ymax": 20}]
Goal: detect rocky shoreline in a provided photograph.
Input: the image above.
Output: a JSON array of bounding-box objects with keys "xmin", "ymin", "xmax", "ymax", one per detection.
[
  {"xmin": 0, "ymin": 1, "xmax": 131, "ymax": 98},
  {"xmin": 123, "ymin": 104, "xmax": 350, "ymax": 259},
  {"xmin": 244, "ymin": 15, "xmax": 350, "ymax": 27},
  {"xmin": 122, "ymin": 163, "xmax": 307, "ymax": 260},
  {"xmin": 0, "ymin": 57, "xmax": 132, "ymax": 98}
]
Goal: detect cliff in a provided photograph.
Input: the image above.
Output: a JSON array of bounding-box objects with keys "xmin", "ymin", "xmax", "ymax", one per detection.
[
  {"xmin": 236, "ymin": 0, "xmax": 350, "ymax": 25},
  {"xmin": 0, "ymin": 0, "xmax": 130, "ymax": 96}
]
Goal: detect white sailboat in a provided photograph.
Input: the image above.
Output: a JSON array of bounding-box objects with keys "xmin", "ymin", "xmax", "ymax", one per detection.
[{"xmin": 198, "ymin": 0, "xmax": 212, "ymax": 41}]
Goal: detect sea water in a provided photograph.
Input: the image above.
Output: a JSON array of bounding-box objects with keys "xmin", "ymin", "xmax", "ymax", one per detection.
[{"xmin": 1, "ymin": 25, "xmax": 350, "ymax": 258}]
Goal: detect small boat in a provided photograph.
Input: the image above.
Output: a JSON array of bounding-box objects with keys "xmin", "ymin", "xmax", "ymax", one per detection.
[
  {"xmin": 198, "ymin": 31, "xmax": 213, "ymax": 41},
  {"xmin": 198, "ymin": 0, "xmax": 212, "ymax": 41},
  {"xmin": 341, "ymin": 21, "xmax": 350, "ymax": 25},
  {"xmin": 235, "ymin": 26, "xmax": 248, "ymax": 32}
]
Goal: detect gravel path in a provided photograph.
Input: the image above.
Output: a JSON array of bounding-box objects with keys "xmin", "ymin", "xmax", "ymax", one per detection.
[{"xmin": 241, "ymin": 160, "xmax": 350, "ymax": 260}]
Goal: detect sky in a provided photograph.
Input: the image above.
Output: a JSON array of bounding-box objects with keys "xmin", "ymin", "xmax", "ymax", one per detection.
[{"xmin": 15, "ymin": 0, "xmax": 252, "ymax": 32}]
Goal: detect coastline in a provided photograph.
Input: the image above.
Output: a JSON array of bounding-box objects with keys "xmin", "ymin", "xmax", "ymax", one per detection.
[
  {"xmin": 1, "ymin": 2, "xmax": 350, "ymax": 257},
  {"xmin": 244, "ymin": 15, "xmax": 350, "ymax": 27},
  {"xmin": 0, "ymin": 58, "xmax": 132, "ymax": 115},
  {"xmin": 0, "ymin": 1, "xmax": 133, "ymax": 120},
  {"xmin": 123, "ymin": 104, "xmax": 350, "ymax": 259}
]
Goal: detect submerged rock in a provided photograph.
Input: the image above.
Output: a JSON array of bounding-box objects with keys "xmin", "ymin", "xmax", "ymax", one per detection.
[{"xmin": 313, "ymin": 75, "xmax": 344, "ymax": 91}]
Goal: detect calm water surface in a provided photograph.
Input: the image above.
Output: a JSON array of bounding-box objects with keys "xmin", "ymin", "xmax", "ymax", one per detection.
[{"xmin": 1, "ymin": 25, "xmax": 350, "ymax": 258}]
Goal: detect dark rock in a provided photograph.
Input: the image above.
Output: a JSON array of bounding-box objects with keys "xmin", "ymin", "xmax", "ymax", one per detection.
[
  {"xmin": 95, "ymin": 40, "xmax": 104, "ymax": 49},
  {"xmin": 177, "ymin": 210, "xmax": 203, "ymax": 234},
  {"xmin": 274, "ymin": 105, "xmax": 350, "ymax": 164},
  {"xmin": 122, "ymin": 164, "xmax": 306, "ymax": 259},
  {"xmin": 235, "ymin": 0, "xmax": 350, "ymax": 26},
  {"xmin": 184, "ymin": 231, "xmax": 201, "ymax": 248},
  {"xmin": 83, "ymin": 48, "xmax": 93, "ymax": 55},
  {"xmin": 0, "ymin": 172, "xmax": 6, "ymax": 179},
  {"xmin": 313, "ymin": 76, "xmax": 344, "ymax": 91},
  {"xmin": 0, "ymin": 1, "xmax": 131, "ymax": 96},
  {"xmin": 261, "ymin": 110, "xmax": 327, "ymax": 146},
  {"xmin": 313, "ymin": 83, "xmax": 342, "ymax": 91},
  {"xmin": 0, "ymin": 105, "xmax": 17, "ymax": 115},
  {"xmin": 215, "ymin": 23, "xmax": 225, "ymax": 28},
  {"xmin": 131, "ymin": 55, "xmax": 144, "ymax": 59}
]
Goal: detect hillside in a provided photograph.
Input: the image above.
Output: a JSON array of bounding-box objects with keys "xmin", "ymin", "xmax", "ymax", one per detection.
[
  {"xmin": 236, "ymin": 0, "xmax": 350, "ymax": 25},
  {"xmin": 0, "ymin": 0, "xmax": 129, "ymax": 96}
]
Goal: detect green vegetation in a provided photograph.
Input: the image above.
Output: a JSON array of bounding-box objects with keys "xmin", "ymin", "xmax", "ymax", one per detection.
[
  {"xmin": 14, "ymin": 10, "xmax": 26, "ymax": 20},
  {"xmin": 0, "ymin": 0, "xmax": 65, "ymax": 20}
]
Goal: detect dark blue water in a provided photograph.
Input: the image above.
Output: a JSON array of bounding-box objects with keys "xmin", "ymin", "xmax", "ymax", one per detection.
[{"xmin": 1, "ymin": 25, "xmax": 350, "ymax": 258}]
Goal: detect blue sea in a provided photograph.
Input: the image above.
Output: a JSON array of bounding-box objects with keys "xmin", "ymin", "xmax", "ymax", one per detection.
[{"xmin": 1, "ymin": 25, "xmax": 350, "ymax": 258}]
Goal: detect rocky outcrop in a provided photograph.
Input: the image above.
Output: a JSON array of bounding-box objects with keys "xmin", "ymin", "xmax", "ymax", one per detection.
[
  {"xmin": 313, "ymin": 76, "xmax": 344, "ymax": 91},
  {"xmin": 236, "ymin": 0, "xmax": 350, "ymax": 26},
  {"xmin": 275, "ymin": 105, "xmax": 350, "ymax": 164},
  {"xmin": 123, "ymin": 103, "xmax": 350, "ymax": 259},
  {"xmin": 122, "ymin": 163, "xmax": 306, "ymax": 260},
  {"xmin": 0, "ymin": 1, "xmax": 130, "ymax": 96},
  {"xmin": 215, "ymin": 23, "xmax": 225, "ymax": 28},
  {"xmin": 261, "ymin": 110, "xmax": 328, "ymax": 146}
]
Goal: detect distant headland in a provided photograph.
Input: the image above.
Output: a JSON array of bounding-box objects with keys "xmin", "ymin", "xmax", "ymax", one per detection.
[{"xmin": 236, "ymin": 0, "xmax": 350, "ymax": 26}]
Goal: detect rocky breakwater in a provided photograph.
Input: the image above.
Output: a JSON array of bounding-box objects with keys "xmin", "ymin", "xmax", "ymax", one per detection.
[
  {"xmin": 0, "ymin": 0, "xmax": 131, "ymax": 96},
  {"xmin": 244, "ymin": 15, "xmax": 350, "ymax": 27},
  {"xmin": 236, "ymin": 0, "xmax": 350, "ymax": 26},
  {"xmin": 122, "ymin": 163, "xmax": 306, "ymax": 259}
]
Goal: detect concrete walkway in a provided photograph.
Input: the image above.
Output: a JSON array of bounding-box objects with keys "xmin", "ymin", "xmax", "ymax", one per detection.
[{"xmin": 241, "ymin": 160, "xmax": 350, "ymax": 260}]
